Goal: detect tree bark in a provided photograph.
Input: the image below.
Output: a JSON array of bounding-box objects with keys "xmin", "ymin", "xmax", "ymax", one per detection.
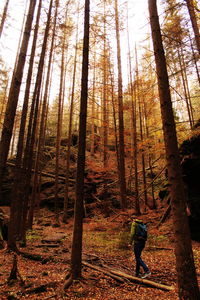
[
  {"xmin": 189, "ymin": 33, "xmax": 200, "ymax": 86},
  {"xmin": 114, "ymin": 0, "xmax": 127, "ymax": 209},
  {"xmin": 185, "ymin": 0, "xmax": 200, "ymax": 55},
  {"xmin": 136, "ymin": 69, "xmax": 148, "ymax": 210},
  {"xmin": 54, "ymin": 0, "xmax": 64, "ymax": 226},
  {"xmin": 143, "ymin": 100, "xmax": 156, "ymax": 209},
  {"xmin": 103, "ymin": 0, "xmax": 108, "ymax": 169},
  {"xmin": 127, "ymin": 23, "xmax": 140, "ymax": 214},
  {"xmin": 28, "ymin": 0, "xmax": 57, "ymax": 230},
  {"xmin": 177, "ymin": 48, "xmax": 193, "ymax": 128},
  {"xmin": 9, "ymin": 0, "xmax": 43, "ymax": 246},
  {"xmin": 148, "ymin": 1, "xmax": 200, "ymax": 299},
  {"xmin": 70, "ymin": 0, "xmax": 90, "ymax": 279},
  {"xmin": 90, "ymin": 44, "xmax": 96, "ymax": 157},
  {"xmin": 63, "ymin": 3, "xmax": 79, "ymax": 223},
  {"xmin": 108, "ymin": 46, "xmax": 120, "ymax": 179},
  {"xmin": 0, "ymin": 0, "xmax": 36, "ymax": 194},
  {"xmin": 0, "ymin": 0, "xmax": 10, "ymax": 37},
  {"xmin": 23, "ymin": 0, "xmax": 53, "ymax": 233}
]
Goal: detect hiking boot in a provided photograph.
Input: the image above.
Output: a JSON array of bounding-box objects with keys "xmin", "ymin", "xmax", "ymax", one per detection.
[{"xmin": 141, "ymin": 271, "xmax": 151, "ymax": 279}]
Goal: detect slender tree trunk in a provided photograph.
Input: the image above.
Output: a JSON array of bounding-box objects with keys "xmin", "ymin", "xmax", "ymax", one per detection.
[
  {"xmin": 180, "ymin": 46, "xmax": 194, "ymax": 126},
  {"xmin": 108, "ymin": 46, "xmax": 120, "ymax": 176},
  {"xmin": 177, "ymin": 48, "xmax": 193, "ymax": 128},
  {"xmin": 63, "ymin": 4, "xmax": 79, "ymax": 223},
  {"xmin": 12, "ymin": 0, "xmax": 53, "ymax": 247},
  {"xmin": 9, "ymin": 0, "xmax": 43, "ymax": 244},
  {"xmin": 13, "ymin": 0, "xmax": 29, "ymax": 78},
  {"xmin": 55, "ymin": 0, "xmax": 64, "ymax": 227},
  {"xmin": 148, "ymin": 1, "xmax": 200, "ymax": 299},
  {"xmin": 143, "ymin": 99, "xmax": 156, "ymax": 209},
  {"xmin": 135, "ymin": 48, "xmax": 148, "ymax": 210},
  {"xmin": 10, "ymin": 114, "xmax": 18, "ymax": 158},
  {"xmin": 0, "ymin": 81, "xmax": 8, "ymax": 128},
  {"xmin": 186, "ymin": 0, "xmax": 200, "ymax": 55},
  {"xmin": 90, "ymin": 45, "xmax": 96, "ymax": 157},
  {"xmin": 103, "ymin": 0, "xmax": 108, "ymax": 168},
  {"xmin": 70, "ymin": 0, "xmax": 90, "ymax": 280},
  {"xmin": 114, "ymin": 0, "xmax": 127, "ymax": 209},
  {"xmin": 23, "ymin": 0, "xmax": 53, "ymax": 231},
  {"xmin": 136, "ymin": 68, "xmax": 148, "ymax": 210},
  {"xmin": 127, "ymin": 23, "xmax": 140, "ymax": 214},
  {"xmin": 132, "ymin": 81, "xmax": 140, "ymax": 214},
  {"xmin": 0, "ymin": 0, "xmax": 36, "ymax": 195},
  {"xmin": 28, "ymin": 0, "xmax": 57, "ymax": 230},
  {"xmin": 189, "ymin": 34, "xmax": 200, "ymax": 86},
  {"xmin": 138, "ymin": 97, "xmax": 148, "ymax": 210},
  {"xmin": 3, "ymin": 0, "xmax": 37, "ymax": 251},
  {"xmin": 0, "ymin": 0, "xmax": 10, "ymax": 37}
]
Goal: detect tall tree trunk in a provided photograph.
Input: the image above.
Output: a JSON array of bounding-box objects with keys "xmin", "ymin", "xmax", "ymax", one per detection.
[
  {"xmin": 70, "ymin": 0, "xmax": 90, "ymax": 280},
  {"xmin": 8, "ymin": 0, "xmax": 54, "ymax": 249},
  {"xmin": 108, "ymin": 45, "xmax": 120, "ymax": 177},
  {"xmin": 186, "ymin": 0, "xmax": 200, "ymax": 55},
  {"xmin": 90, "ymin": 44, "xmax": 96, "ymax": 157},
  {"xmin": 138, "ymin": 95, "xmax": 148, "ymax": 210},
  {"xmin": 143, "ymin": 98, "xmax": 156, "ymax": 209},
  {"xmin": 127, "ymin": 22, "xmax": 140, "ymax": 214},
  {"xmin": 13, "ymin": 0, "xmax": 29, "ymax": 79},
  {"xmin": 10, "ymin": 114, "xmax": 18, "ymax": 157},
  {"xmin": 136, "ymin": 58, "xmax": 148, "ymax": 210},
  {"xmin": 28, "ymin": 0, "xmax": 57, "ymax": 230},
  {"xmin": 114, "ymin": 0, "xmax": 127, "ymax": 209},
  {"xmin": 135, "ymin": 47, "xmax": 147, "ymax": 210},
  {"xmin": 55, "ymin": 0, "xmax": 64, "ymax": 227},
  {"xmin": 189, "ymin": 33, "xmax": 200, "ymax": 86},
  {"xmin": 63, "ymin": 3, "xmax": 79, "ymax": 223},
  {"xmin": 180, "ymin": 46, "xmax": 194, "ymax": 126},
  {"xmin": 22, "ymin": 0, "xmax": 53, "ymax": 234},
  {"xmin": 148, "ymin": 1, "xmax": 200, "ymax": 299},
  {"xmin": 132, "ymin": 81, "xmax": 140, "ymax": 214},
  {"xmin": 0, "ymin": 81, "xmax": 8, "ymax": 129},
  {"xmin": 103, "ymin": 0, "xmax": 108, "ymax": 169},
  {"xmin": 0, "ymin": 0, "xmax": 36, "ymax": 195},
  {"xmin": 0, "ymin": 0, "xmax": 10, "ymax": 37},
  {"xmin": 9, "ymin": 0, "xmax": 43, "ymax": 245},
  {"xmin": 177, "ymin": 48, "xmax": 193, "ymax": 128}
]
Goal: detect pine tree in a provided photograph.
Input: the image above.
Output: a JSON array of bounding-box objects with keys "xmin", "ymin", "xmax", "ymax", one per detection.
[
  {"xmin": 68, "ymin": 0, "xmax": 90, "ymax": 282},
  {"xmin": 0, "ymin": 0, "xmax": 36, "ymax": 195},
  {"xmin": 148, "ymin": 0, "xmax": 200, "ymax": 298}
]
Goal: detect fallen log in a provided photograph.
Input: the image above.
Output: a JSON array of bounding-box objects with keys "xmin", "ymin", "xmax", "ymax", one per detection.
[
  {"xmin": 83, "ymin": 261, "xmax": 174, "ymax": 291},
  {"xmin": 108, "ymin": 269, "xmax": 174, "ymax": 291},
  {"xmin": 82, "ymin": 261, "xmax": 125, "ymax": 283}
]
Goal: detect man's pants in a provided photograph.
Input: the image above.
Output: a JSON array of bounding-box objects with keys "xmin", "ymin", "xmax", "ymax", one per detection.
[{"xmin": 133, "ymin": 240, "xmax": 149, "ymax": 276}]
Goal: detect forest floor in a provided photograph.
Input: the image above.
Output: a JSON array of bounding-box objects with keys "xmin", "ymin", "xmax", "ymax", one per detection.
[{"xmin": 0, "ymin": 206, "xmax": 200, "ymax": 300}]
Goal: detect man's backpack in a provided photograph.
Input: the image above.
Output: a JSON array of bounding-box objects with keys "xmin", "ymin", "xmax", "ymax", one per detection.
[{"xmin": 135, "ymin": 222, "xmax": 147, "ymax": 240}]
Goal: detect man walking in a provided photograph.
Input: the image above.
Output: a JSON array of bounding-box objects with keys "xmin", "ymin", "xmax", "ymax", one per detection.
[{"xmin": 130, "ymin": 219, "xmax": 151, "ymax": 278}]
